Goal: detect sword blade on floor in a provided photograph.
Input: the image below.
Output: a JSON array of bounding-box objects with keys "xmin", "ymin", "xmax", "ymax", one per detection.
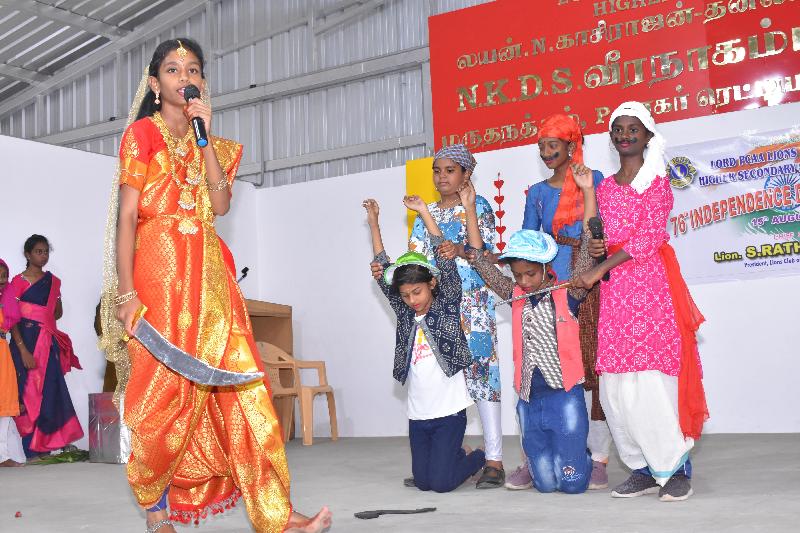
[
  {"xmin": 123, "ymin": 305, "xmax": 263, "ymax": 387},
  {"xmin": 494, "ymin": 282, "xmax": 572, "ymax": 307}
]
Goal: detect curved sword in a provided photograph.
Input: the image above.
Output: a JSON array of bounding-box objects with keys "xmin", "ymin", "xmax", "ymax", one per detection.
[{"xmin": 126, "ymin": 306, "xmax": 264, "ymax": 387}]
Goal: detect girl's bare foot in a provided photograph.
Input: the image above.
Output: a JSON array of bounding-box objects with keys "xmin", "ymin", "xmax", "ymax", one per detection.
[
  {"xmin": 145, "ymin": 509, "xmax": 176, "ymax": 533},
  {"xmin": 285, "ymin": 507, "xmax": 332, "ymax": 533}
]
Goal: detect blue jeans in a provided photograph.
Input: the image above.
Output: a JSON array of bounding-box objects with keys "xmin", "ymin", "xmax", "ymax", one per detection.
[
  {"xmin": 409, "ymin": 410, "xmax": 486, "ymax": 493},
  {"xmin": 517, "ymin": 369, "xmax": 591, "ymax": 494}
]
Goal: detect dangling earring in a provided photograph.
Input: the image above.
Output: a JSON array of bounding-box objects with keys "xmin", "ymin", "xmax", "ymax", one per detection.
[
  {"xmin": 154, "ymin": 90, "xmax": 160, "ymax": 105},
  {"xmin": 568, "ymin": 150, "xmax": 574, "ymax": 158},
  {"xmin": 201, "ymin": 82, "xmax": 211, "ymax": 108}
]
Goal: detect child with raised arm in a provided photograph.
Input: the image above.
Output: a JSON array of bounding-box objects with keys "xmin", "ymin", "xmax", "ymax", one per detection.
[
  {"xmin": 409, "ymin": 144, "xmax": 505, "ymax": 489},
  {"xmin": 365, "ymin": 197, "xmax": 486, "ymax": 493},
  {"xmin": 575, "ymin": 101, "xmax": 707, "ymax": 502},
  {"xmin": 464, "ymin": 168, "xmax": 597, "ymax": 494},
  {"xmin": 518, "ymin": 114, "xmax": 611, "ymax": 490}
]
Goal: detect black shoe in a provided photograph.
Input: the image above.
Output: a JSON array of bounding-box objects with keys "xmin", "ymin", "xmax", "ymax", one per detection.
[
  {"xmin": 475, "ymin": 466, "xmax": 505, "ymax": 489},
  {"xmin": 403, "ymin": 476, "xmax": 416, "ymax": 488},
  {"xmin": 659, "ymin": 474, "xmax": 693, "ymax": 502},
  {"xmin": 611, "ymin": 472, "xmax": 659, "ymax": 498}
]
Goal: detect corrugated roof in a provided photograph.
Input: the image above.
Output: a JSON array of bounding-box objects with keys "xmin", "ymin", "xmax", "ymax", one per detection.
[{"xmin": 0, "ymin": 0, "xmax": 173, "ymax": 102}]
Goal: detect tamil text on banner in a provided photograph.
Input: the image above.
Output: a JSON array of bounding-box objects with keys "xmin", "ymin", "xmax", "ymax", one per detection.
[
  {"xmin": 429, "ymin": 0, "xmax": 800, "ymax": 153},
  {"xmin": 667, "ymin": 127, "xmax": 800, "ymax": 282}
]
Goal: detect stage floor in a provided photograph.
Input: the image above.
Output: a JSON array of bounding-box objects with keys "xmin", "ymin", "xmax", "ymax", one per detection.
[{"xmin": 0, "ymin": 434, "xmax": 797, "ymax": 532}]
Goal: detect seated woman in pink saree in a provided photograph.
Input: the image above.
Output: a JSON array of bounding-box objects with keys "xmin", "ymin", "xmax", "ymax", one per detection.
[{"xmin": 3, "ymin": 235, "xmax": 82, "ymax": 457}]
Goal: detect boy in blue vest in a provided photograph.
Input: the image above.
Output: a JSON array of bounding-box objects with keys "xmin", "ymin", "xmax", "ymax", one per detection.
[{"xmin": 467, "ymin": 228, "xmax": 593, "ymax": 493}]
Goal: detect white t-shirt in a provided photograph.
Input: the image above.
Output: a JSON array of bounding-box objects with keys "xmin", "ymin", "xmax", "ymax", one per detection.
[{"xmin": 407, "ymin": 315, "xmax": 473, "ymax": 420}]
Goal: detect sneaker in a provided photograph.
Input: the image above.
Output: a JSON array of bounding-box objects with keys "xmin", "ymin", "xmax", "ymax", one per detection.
[
  {"xmin": 658, "ymin": 474, "xmax": 693, "ymax": 502},
  {"xmin": 611, "ymin": 472, "xmax": 659, "ymax": 498},
  {"xmin": 475, "ymin": 466, "xmax": 505, "ymax": 489},
  {"xmin": 403, "ymin": 477, "xmax": 416, "ymax": 488},
  {"xmin": 588, "ymin": 460, "xmax": 609, "ymax": 490},
  {"xmin": 504, "ymin": 462, "xmax": 533, "ymax": 490}
]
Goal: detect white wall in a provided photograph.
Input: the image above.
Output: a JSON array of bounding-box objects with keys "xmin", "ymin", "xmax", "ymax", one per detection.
[
  {"xmin": 1, "ymin": 136, "xmax": 114, "ymax": 450},
  {"xmin": 255, "ymin": 102, "xmax": 800, "ymax": 437},
  {"xmin": 0, "ymin": 135, "xmax": 260, "ymax": 449},
  {"xmin": 256, "ymin": 166, "xmax": 413, "ymax": 437},
  {"xmin": 2, "ymin": 100, "xmax": 799, "ymax": 449}
]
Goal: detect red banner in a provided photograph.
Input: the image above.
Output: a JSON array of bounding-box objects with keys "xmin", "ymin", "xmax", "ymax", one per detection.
[{"xmin": 428, "ymin": 0, "xmax": 800, "ymax": 153}]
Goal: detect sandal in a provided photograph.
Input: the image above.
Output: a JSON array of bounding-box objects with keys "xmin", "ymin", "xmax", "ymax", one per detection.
[
  {"xmin": 145, "ymin": 519, "xmax": 173, "ymax": 532},
  {"xmin": 403, "ymin": 476, "xmax": 416, "ymax": 487},
  {"xmin": 475, "ymin": 466, "xmax": 505, "ymax": 489}
]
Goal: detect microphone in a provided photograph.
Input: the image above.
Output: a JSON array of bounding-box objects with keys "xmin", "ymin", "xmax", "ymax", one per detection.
[
  {"xmin": 587, "ymin": 216, "xmax": 610, "ymax": 282},
  {"xmin": 183, "ymin": 84, "xmax": 208, "ymax": 147},
  {"xmin": 237, "ymin": 267, "xmax": 249, "ymax": 283}
]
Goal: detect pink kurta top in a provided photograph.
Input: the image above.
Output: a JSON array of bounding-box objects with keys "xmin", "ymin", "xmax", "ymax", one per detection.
[{"xmin": 595, "ymin": 175, "xmax": 681, "ymax": 376}]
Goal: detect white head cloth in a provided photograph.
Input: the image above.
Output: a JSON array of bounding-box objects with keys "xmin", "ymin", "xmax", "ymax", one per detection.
[{"xmin": 609, "ymin": 101, "xmax": 667, "ymax": 194}]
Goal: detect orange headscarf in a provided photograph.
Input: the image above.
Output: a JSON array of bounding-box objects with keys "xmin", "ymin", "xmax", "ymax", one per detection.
[{"xmin": 537, "ymin": 114, "xmax": 584, "ymax": 239}]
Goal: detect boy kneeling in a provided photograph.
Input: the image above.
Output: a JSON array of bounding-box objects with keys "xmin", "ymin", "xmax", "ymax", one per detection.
[
  {"xmin": 365, "ymin": 198, "xmax": 485, "ymax": 492},
  {"xmin": 469, "ymin": 229, "xmax": 592, "ymax": 494}
]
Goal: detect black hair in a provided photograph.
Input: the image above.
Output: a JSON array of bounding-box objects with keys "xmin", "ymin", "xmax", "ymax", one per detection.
[
  {"xmin": 498, "ymin": 256, "xmax": 542, "ymax": 267},
  {"xmin": 23, "ymin": 234, "xmax": 50, "ymax": 267},
  {"xmin": 136, "ymin": 38, "xmax": 205, "ymax": 121},
  {"xmin": 390, "ymin": 265, "xmax": 439, "ymax": 297}
]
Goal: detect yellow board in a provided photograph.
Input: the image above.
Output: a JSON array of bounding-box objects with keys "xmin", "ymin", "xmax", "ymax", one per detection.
[{"xmin": 404, "ymin": 157, "xmax": 439, "ymax": 237}]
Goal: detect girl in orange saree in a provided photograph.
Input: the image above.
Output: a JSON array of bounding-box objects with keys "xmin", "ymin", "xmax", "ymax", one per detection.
[{"xmin": 102, "ymin": 38, "xmax": 330, "ymax": 533}]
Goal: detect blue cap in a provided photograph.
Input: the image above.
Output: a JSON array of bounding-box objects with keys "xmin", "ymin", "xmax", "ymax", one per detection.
[{"xmin": 498, "ymin": 229, "xmax": 558, "ymax": 264}]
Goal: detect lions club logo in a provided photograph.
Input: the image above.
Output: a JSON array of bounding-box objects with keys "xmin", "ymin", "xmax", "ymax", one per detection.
[{"xmin": 667, "ymin": 156, "xmax": 697, "ymax": 189}]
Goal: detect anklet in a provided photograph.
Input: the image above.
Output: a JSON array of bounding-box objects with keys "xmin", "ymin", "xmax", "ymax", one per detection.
[{"xmin": 145, "ymin": 519, "xmax": 172, "ymax": 533}]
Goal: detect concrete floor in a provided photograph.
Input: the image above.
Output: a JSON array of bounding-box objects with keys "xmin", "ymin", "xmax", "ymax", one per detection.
[{"xmin": 0, "ymin": 434, "xmax": 798, "ymax": 532}]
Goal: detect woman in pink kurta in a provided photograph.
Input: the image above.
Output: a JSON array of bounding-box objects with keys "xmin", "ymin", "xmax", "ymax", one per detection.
[
  {"xmin": 574, "ymin": 102, "xmax": 707, "ymax": 503},
  {"xmin": 594, "ymin": 174, "xmax": 681, "ymax": 376}
]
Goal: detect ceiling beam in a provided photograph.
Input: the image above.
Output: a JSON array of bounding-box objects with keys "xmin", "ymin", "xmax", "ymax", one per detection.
[
  {"xmin": 0, "ymin": 62, "xmax": 49, "ymax": 83},
  {"xmin": 3, "ymin": 0, "xmax": 130, "ymax": 39},
  {"xmin": 0, "ymin": 0, "xmax": 207, "ymax": 117},
  {"xmin": 317, "ymin": 0, "xmax": 369, "ymax": 18},
  {"xmin": 213, "ymin": 15, "xmax": 309, "ymax": 58},
  {"xmin": 234, "ymin": 133, "xmax": 427, "ymax": 187},
  {"xmin": 314, "ymin": 0, "xmax": 387, "ymax": 35},
  {"xmin": 262, "ymin": 133, "xmax": 427, "ymax": 173},
  {"xmin": 33, "ymin": 46, "xmax": 429, "ymax": 145}
]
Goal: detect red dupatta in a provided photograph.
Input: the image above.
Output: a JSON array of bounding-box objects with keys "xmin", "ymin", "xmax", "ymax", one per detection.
[{"xmin": 608, "ymin": 243, "xmax": 708, "ymax": 439}]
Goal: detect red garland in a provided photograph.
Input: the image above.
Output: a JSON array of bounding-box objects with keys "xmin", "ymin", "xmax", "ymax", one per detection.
[{"xmin": 493, "ymin": 172, "xmax": 506, "ymax": 251}]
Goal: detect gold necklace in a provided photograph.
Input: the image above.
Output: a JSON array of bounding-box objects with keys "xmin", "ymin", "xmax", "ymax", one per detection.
[
  {"xmin": 152, "ymin": 112, "xmax": 204, "ymax": 211},
  {"xmin": 438, "ymin": 198, "xmax": 462, "ymax": 210}
]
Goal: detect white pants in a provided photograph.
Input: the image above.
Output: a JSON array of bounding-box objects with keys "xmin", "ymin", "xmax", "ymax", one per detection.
[
  {"xmin": 0, "ymin": 417, "xmax": 25, "ymax": 464},
  {"xmin": 585, "ymin": 388, "xmax": 613, "ymax": 463},
  {"xmin": 477, "ymin": 400, "xmax": 502, "ymax": 461},
  {"xmin": 600, "ymin": 371, "xmax": 693, "ymax": 486}
]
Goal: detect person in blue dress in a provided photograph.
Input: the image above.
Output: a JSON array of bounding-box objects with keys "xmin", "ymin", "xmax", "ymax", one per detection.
[
  {"xmin": 408, "ymin": 144, "xmax": 505, "ymax": 489},
  {"xmin": 505, "ymin": 114, "xmax": 612, "ymax": 491}
]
